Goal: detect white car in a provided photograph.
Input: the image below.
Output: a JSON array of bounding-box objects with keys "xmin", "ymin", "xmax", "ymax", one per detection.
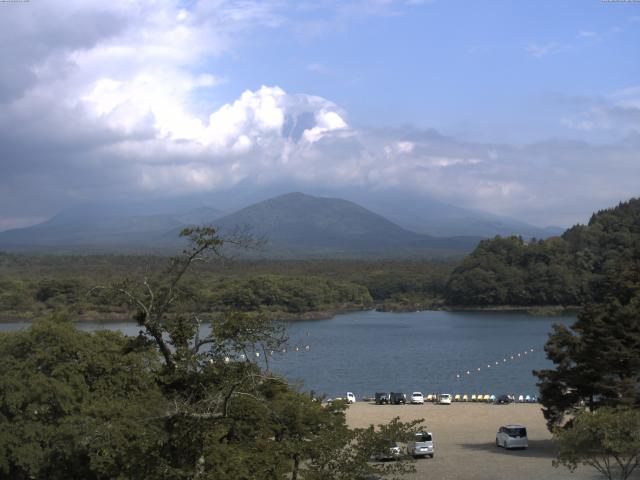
[
  {"xmin": 346, "ymin": 392, "xmax": 356, "ymax": 404},
  {"xmin": 496, "ymin": 424, "xmax": 528, "ymax": 449},
  {"xmin": 438, "ymin": 393, "xmax": 452, "ymax": 405},
  {"xmin": 410, "ymin": 392, "xmax": 424, "ymax": 404},
  {"xmin": 374, "ymin": 441, "xmax": 401, "ymax": 461}
]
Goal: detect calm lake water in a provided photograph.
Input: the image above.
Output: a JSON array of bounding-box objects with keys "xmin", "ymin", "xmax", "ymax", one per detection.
[{"xmin": 0, "ymin": 310, "xmax": 574, "ymax": 399}]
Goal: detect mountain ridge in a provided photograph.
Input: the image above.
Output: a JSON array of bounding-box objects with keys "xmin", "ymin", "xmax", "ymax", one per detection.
[
  {"xmin": 0, "ymin": 192, "xmax": 483, "ymax": 257},
  {"xmin": 205, "ymin": 192, "xmax": 482, "ymax": 257}
]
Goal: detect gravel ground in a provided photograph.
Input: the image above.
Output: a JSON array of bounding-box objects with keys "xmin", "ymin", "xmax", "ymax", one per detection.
[{"xmin": 345, "ymin": 402, "xmax": 607, "ymax": 480}]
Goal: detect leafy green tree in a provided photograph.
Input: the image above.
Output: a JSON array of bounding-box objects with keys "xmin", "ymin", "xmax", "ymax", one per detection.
[
  {"xmin": 302, "ymin": 416, "xmax": 423, "ymax": 480},
  {"xmin": 553, "ymin": 407, "xmax": 640, "ymax": 480},
  {"xmin": 86, "ymin": 227, "xmax": 421, "ymax": 479},
  {"xmin": 0, "ymin": 314, "xmax": 167, "ymax": 480},
  {"xmin": 535, "ymin": 235, "xmax": 640, "ymax": 429}
]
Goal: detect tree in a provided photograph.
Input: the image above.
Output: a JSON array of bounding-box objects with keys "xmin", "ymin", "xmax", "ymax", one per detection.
[
  {"xmin": 0, "ymin": 313, "xmax": 168, "ymax": 480},
  {"xmin": 83, "ymin": 226, "xmax": 422, "ymax": 479},
  {"xmin": 534, "ymin": 244, "xmax": 640, "ymax": 429},
  {"xmin": 302, "ymin": 416, "xmax": 423, "ymax": 480},
  {"xmin": 553, "ymin": 407, "xmax": 640, "ymax": 480}
]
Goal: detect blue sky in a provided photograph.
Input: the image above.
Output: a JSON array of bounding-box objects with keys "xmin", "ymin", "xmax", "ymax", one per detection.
[
  {"xmin": 0, "ymin": 0, "xmax": 638, "ymax": 230},
  {"xmin": 208, "ymin": 0, "xmax": 639, "ymax": 142}
]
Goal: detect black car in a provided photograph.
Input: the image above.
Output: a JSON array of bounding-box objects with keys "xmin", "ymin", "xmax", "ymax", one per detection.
[
  {"xmin": 390, "ymin": 392, "xmax": 406, "ymax": 405},
  {"xmin": 375, "ymin": 392, "xmax": 390, "ymax": 405},
  {"xmin": 495, "ymin": 394, "xmax": 512, "ymax": 404}
]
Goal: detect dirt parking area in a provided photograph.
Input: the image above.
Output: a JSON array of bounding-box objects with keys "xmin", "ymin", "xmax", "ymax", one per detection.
[{"xmin": 346, "ymin": 402, "xmax": 602, "ymax": 480}]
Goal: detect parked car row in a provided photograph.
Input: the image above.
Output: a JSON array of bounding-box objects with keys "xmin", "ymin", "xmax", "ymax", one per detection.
[
  {"xmin": 375, "ymin": 392, "xmax": 453, "ymax": 405},
  {"xmin": 338, "ymin": 392, "xmax": 538, "ymax": 405},
  {"xmin": 381, "ymin": 392, "xmax": 538, "ymax": 404}
]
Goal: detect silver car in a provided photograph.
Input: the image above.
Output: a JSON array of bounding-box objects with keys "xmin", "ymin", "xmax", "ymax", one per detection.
[
  {"xmin": 496, "ymin": 425, "xmax": 528, "ymax": 449},
  {"xmin": 406, "ymin": 432, "xmax": 434, "ymax": 458}
]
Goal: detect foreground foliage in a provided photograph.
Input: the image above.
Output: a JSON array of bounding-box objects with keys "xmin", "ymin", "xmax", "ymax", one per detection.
[
  {"xmin": 553, "ymin": 408, "xmax": 640, "ymax": 480},
  {"xmin": 534, "ymin": 210, "xmax": 640, "ymax": 429},
  {"xmin": 0, "ymin": 228, "xmax": 423, "ymax": 479},
  {"xmin": 0, "ymin": 316, "xmax": 167, "ymax": 479},
  {"xmin": 531, "ymin": 201, "xmax": 640, "ymax": 479}
]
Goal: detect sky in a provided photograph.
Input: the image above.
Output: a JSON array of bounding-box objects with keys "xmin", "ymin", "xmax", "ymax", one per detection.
[{"xmin": 0, "ymin": 0, "xmax": 639, "ymax": 231}]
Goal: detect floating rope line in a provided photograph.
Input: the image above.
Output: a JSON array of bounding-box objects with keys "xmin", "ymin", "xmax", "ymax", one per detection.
[{"xmin": 455, "ymin": 347, "xmax": 537, "ymax": 380}]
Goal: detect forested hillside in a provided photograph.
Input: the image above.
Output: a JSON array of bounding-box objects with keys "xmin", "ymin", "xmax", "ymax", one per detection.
[
  {"xmin": 445, "ymin": 198, "xmax": 640, "ymax": 306},
  {"xmin": 0, "ymin": 255, "xmax": 452, "ymax": 320}
]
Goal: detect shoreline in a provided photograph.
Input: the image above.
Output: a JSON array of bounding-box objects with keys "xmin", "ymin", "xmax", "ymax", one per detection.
[{"xmin": 0, "ymin": 303, "xmax": 579, "ymax": 324}]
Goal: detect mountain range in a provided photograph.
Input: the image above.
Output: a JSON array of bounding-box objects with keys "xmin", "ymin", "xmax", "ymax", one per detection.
[{"xmin": 0, "ymin": 191, "xmax": 562, "ymax": 257}]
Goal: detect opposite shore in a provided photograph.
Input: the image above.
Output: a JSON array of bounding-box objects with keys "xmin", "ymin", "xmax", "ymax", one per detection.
[{"xmin": 0, "ymin": 303, "xmax": 580, "ymax": 324}]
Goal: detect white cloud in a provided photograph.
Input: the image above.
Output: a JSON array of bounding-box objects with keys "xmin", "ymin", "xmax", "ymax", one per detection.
[
  {"xmin": 0, "ymin": 0, "xmax": 638, "ymax": 230},
  {"xmin": 307, "ymin": 63, "xmax": 333, "ymax": 75},
  {"xmin": 396, "ymin": 141, "xmax": 415, "ymax": 154},
  {"xmin": 560, "ymin": 86, "xmax": 640, "ymax": 135},
  {"xmin": 610, "ymin": 85, "xmax": 640, "ymax": 109},
  {"xmin": 577, "ymin": 30, "xmax": 597, "ymax": 38},
  {"xmin": 525, "ymin": 42, "xmax": 565, "ymax": 58}
]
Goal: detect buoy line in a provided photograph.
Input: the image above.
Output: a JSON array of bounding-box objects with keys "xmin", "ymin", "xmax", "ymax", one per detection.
[{"xmin": 455, "ymin": 347, "xmax": 537, "ymax": 380}]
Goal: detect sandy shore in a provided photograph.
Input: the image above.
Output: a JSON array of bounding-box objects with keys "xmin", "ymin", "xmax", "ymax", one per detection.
[{"xmin": 345, "ymin": 402, "xmax": 602, "ymax": 480}]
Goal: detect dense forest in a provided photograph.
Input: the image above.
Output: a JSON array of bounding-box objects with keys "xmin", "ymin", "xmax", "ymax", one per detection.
[
  {"xmin": 0, "ymin": 255, "xmax": 453, "ymax": 321},
  {"xmin": 445, "ymin": 198, "xmax": 640, "ymax": 307},
  {"xmin": 1, "ymin": 198, "xmax": 638, "ymax": 320}
]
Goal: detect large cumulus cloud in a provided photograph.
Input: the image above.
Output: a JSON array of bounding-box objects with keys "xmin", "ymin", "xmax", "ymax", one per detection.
[{"xmin": 0, "ymin": 0, "xmax": 638, "ymax": 230}]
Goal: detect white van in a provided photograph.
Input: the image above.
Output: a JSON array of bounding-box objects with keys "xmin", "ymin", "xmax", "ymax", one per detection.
[
  {"xmin": 496, "ymin": 425, "xmax": 528, "ymax": 449},
  {"xmin": 346, "ymin": 392, "xmax": 356, "ymax": 404},
  {"xmin": 438, "ymin": 393, "xmax": 452, "ymax": 405}
]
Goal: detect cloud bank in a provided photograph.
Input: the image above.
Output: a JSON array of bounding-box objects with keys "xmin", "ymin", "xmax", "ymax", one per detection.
[{"xmin": 0, "ymin": 0, "xmax": 638, "ymax": 229}]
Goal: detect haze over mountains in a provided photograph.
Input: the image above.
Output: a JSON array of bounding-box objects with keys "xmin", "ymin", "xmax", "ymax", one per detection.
[{"xmin": 0, "ymin": 191, "xmax": 562, "ymax": 257}]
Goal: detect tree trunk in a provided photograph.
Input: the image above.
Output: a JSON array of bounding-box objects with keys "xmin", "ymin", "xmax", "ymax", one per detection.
[{"xmin": 292, "ymin": 454, "xmax": 300, "ymax": 480}]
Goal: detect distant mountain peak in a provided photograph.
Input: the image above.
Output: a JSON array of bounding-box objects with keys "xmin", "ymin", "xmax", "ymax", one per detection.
[{"xmin": 211, "ymin": 192, "xmax": 481, "ymax": 257}]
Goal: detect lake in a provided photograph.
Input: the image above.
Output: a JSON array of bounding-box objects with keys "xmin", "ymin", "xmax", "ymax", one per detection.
[{"xmin": 0, "ymin": 310, "xmax": 574, "ymax": 399}]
